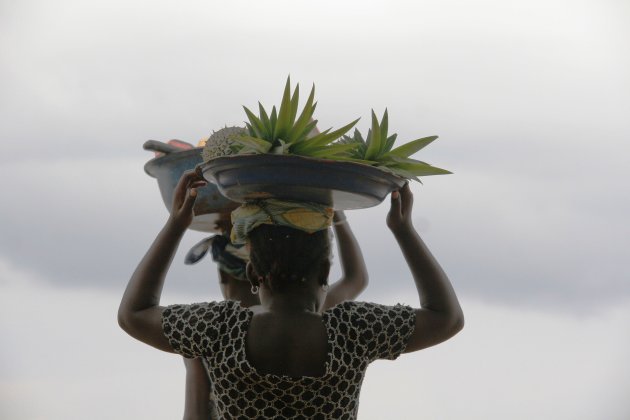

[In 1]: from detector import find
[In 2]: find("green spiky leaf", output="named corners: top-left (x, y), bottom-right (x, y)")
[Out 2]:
top-left (297, 143), bottom-right (360, 159)
top-left (274, 77), bottom-right (293, 140)
top-left (382, 157), bottom-right (452, 176)
top-left (338, 129), bottom-right (367, 159)
top-left (258, 102), bottom-right (271, 136)
top-left (269, 106), bottom-right (277, 136)
top-left (245, 122), bottom-right (256, 137)
top-left (301, 118), bottom-right (360, 149)
top-left (377, 165), bottom-right (422, 182)
top-left (331, 109), bottom-right (450, 181)
top-left (365, 110), bottom-right (383, 160)
top-left (386, 136), bottom-right (439, 158)
top-left (383, 134), bottom-right (397, 153)
top-left (243, 106), bottom-right (266, 139)
top-left (290, 128), bottom-right (332, 154)
top-left (295, 119), bottom-right (319, 143)
top-left (378, 109), bottom-right (389, 155)
top-left (288, 85), bottom-right (317, 143)
top-left (229, 135), bottom-right (274, 153)
top-left (289, 84), bottom-right (299, 125)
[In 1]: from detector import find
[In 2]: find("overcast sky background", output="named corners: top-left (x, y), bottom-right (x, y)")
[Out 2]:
top-left (1, 0), bottom-right (629, 419)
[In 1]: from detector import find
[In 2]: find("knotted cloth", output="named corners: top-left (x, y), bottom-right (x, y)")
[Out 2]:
top-left (211, 234), bottom-right (248, 280)
top-left (184, 234), bottom-right (249, 281)
top-left (230, 199), bottom-right (333, 245)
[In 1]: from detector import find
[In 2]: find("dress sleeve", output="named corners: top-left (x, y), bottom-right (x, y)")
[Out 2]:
top-left (161, 301), bottom-right (229, 358)
top-left (336, 301), bottom-right (416, 362)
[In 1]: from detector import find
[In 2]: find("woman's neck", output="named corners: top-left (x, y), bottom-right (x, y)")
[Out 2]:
top-left (259, 290), bottom-right (320, 314)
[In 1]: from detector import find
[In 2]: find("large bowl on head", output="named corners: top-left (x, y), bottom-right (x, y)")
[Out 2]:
top-left (144, 148), bottom-right (238, 232)
top-left (199, 154), bottom-right (406, 210)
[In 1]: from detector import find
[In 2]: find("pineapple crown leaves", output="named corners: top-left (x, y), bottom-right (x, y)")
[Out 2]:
top-left (232, 76), bottom-right (360, 159)
top-left (339, 110), bottom-right (399, 161)
top-left (338, 108), bottom-right (452, 181)
top-left (206, 78), bottom-right (450, 182)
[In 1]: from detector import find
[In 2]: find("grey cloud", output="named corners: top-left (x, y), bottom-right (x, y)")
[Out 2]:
top-left (350, 172), bottom-right (630, 312)
top-left (0, 158), bottom-right (220, 295)
top-left (2, 154), bottom-right (627, 314)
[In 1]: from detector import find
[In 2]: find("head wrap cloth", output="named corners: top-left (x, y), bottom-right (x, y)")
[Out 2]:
top-left (184, 233), bottom-right (249, 280)
top-left (230, 199), bottom-right (334, 245)
top-left (211, 235), bottom-right (248, 280)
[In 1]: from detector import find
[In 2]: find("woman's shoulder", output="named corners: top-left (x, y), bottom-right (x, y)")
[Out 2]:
top-left (163, 300), bottom-right (245, 322)
top-left (324, 301), bottom-right (416, 362)
top-left (325, 300), bottom-right (412, 315)
top-left (324, 301), bottom-right (415, 333)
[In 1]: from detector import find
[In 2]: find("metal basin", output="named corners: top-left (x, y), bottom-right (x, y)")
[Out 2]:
top-left (144, 148), bottom-right (238, 232)
top-left (200, 154), bottom-right (406, 210)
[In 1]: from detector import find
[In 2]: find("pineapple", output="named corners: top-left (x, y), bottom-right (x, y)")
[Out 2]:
top-left (201, 78), bottom-right (451, 183)
top-left (231, 77), bottom-right (361, 159)
top-left (338, 109), bottom-right (451, 181)
top-left (201, 126), bottom-right (249, 161)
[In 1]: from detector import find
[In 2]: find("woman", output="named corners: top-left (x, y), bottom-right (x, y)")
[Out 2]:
top-left (182, 210), bottom-right (369, 419)
top-left (118, 171), bottom-right (464, 419)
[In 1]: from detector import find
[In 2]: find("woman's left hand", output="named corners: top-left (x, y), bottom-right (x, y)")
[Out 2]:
top-left (169, 169), bottom-right (207, 229)
top-left (333, 210), bottom-right (346, 224)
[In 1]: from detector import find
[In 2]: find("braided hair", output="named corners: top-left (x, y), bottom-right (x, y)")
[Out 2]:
top-left (248, 224), bottom-right (331, 292)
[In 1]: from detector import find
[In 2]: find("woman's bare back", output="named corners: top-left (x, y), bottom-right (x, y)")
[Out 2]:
top-left (246, 310), bottom-right (328, 377)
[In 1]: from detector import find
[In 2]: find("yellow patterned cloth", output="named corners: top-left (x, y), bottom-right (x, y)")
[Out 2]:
top-left (230, 199), bottom-right (333, 244)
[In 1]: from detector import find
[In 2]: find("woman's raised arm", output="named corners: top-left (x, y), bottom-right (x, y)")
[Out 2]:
top-left (117, 170), bottom-right (206, 352)
top-left (387, 184), bottom-right (464, 352)
top-left (321, 211), bottom-right (369, 310)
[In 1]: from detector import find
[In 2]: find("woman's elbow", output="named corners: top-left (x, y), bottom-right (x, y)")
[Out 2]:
top-left (358, 273), bottom-right (369, 292)
top-left (117, 305), bottom-right (135, 334)
top-left (350, 273), bottom-right (369, 298)
top-left (450, 311), bottom-right (465, 335)
top-left (117, 309), bottom-right (129, 332)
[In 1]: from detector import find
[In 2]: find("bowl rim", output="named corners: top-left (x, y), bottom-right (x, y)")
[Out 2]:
top-left (198, 153), bottom-right (407, 209)
top-left (198, 153), bottom-right (406, 184)
top-left (144, 147), bottom-right (203, 178)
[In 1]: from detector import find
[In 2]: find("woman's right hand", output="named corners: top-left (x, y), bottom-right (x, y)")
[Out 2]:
top-left (169, 170), bottom-right (207, 230)
top-left (386, 183), bottom-right (414, 233)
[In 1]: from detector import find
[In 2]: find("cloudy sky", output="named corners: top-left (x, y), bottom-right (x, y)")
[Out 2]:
top-left (1, 0), bottom-right (629, 418)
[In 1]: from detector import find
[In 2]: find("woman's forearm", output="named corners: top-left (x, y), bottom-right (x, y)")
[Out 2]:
top-left (333, 214), bottom-right (369, 286)
top-left (322, 213), bottom-right (369, 309)
top-left (183, 358), bottom-right (211, 420)
top-left (118, 218), bottom-right (186, 319)
top-left (393, 226), bottom-right (462, 319)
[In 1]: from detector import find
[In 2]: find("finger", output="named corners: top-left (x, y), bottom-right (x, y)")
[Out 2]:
top-left (390, 189), bottom-right (402, 217)
top-left (191, 180), bottom-right (207, 189)
top-left (173, 171), bottom-right (203, 205)
top-left (400, 183), bottom-right (413, 215)
top-left (400, 182), bottom-right (412, 197)
top-left (177, 169), bottom-right (197, 186)
top-left (182, 169), bottom-right (203, 186)
top-left (182, 188), bottom-right (198, 213)
top-left (173, 171), bottom-right (195, 201)
top-left (194, 164), bottom-right (204, 178)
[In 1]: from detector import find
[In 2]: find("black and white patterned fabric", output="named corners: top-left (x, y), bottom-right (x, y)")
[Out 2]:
top-left (163, 300), bottom-right (415, 419)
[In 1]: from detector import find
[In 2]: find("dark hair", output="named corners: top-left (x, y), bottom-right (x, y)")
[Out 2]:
top-left (248, 224), bottom-right (331, 292)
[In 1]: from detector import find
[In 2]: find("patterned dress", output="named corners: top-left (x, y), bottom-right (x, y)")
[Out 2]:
top-left (163, 300), bottom-right (415, 419)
